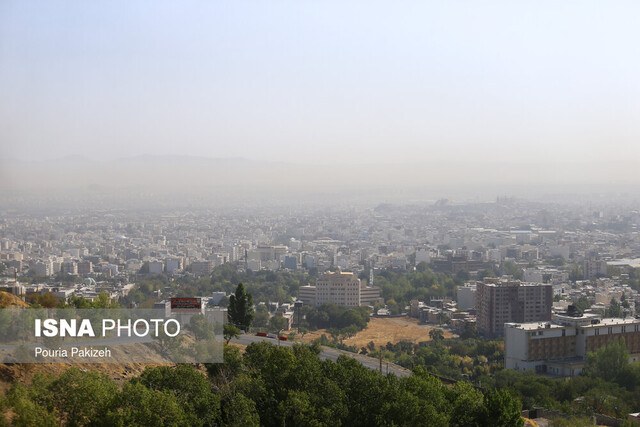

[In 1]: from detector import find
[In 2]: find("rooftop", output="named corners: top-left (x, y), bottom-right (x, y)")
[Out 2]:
top-left (506, 316), bottom-right (640, 331)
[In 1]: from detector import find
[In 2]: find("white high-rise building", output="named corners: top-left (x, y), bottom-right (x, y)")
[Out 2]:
top-left (315, 270), bottom-right (362, 308)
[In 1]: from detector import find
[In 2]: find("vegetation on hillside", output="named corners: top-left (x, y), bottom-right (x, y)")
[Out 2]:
top-left (1, 342), bottom-right (524, 426)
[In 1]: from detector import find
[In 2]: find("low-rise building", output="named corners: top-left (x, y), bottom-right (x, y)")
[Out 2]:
top-left (505, 310), bottom-right (640, 377)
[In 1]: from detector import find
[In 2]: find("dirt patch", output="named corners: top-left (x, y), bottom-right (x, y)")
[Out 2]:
top-left (0, 292), bottom-right (28, 308)
top-left (297, 317), bottom-right (456, 349)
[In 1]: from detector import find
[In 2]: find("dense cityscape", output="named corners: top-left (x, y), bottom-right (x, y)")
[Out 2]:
top-left (1, 195), bottom-right (640, 424)
top-left (3, 0), bottom-right (640, 425)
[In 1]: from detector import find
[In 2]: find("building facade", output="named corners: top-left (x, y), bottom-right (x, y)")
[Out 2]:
top-left (191, 260), bottom-right (214, 276)
top-left (298, 270), bottom-right (382, 308)
top-left (298, 285), bottom-right (317, 306)
top-left (316, 271), bottom-right (361, 307)
top-left (505, 312), bottom-right (640, 377)
top-left (476, 278), bottom-right (552, 336)
top-left (584, 259), bottom-right (608, 279)
top-left (457, 283), bottom-right (476, 310)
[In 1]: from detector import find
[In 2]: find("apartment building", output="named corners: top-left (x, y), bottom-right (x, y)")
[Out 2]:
top-left (584, 259), bottom-right (608, 279)
top-left (191, 260), bottom-right (214, 276)
top-left (77, 261), bottom-right (93, 275)
top-left (476, 277), bottom-right (552, 336)
top-left (298, 270), bottom-right (381, 308)
top-left (316, 270), bottom-right (361, 307)
top-left (61, 261), bottom-right (78, 275)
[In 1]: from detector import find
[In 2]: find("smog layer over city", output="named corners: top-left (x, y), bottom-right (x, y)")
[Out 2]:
top-left (1, 1), bottom-right (640, 426)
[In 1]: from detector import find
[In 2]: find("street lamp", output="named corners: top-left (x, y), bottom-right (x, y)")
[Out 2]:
top-left (278, 329), bottom-right (284, 346)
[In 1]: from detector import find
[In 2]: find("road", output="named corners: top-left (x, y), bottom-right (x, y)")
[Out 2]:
top-left (233, 334), bottom-right (411, 377)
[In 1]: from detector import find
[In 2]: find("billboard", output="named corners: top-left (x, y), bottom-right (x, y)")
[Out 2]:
top-left (170, 297), bottom-right (201, 312)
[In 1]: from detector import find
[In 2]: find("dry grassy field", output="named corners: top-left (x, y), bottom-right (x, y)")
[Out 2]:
top-left (298, 316), bottom-right (456, 348)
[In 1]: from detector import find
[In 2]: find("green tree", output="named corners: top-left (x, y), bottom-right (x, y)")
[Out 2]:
top-left (460, 323), bottom-right (478, 340)
top-left (268, 315), bottom-right (289, 333)
top-left (93, 291), bottom-right (118, 308)
top-left (223, 393), bottom-right (260, 426)
top-left (606, 299), bottom-right (623, 318)
top-left (6, 382), bottom-right (57, 427)
top-left (135, 364), bottom-right (222, 425)
top-left (228, 283), bottom-right (255, 331)
top-left (207, 343), bottom-right (243, 380)
top-left (154, 328), bottom-right (185, 359)
top-left (106, 382), bottom-right (187, 426)
top-left (573, 296), bottom-right (592, 313)
top-left (189, 314), bottom-right (215, 340)
top-left (224, 324), bottom-right (241, 344)
top-left (448, 381), bottom-right (484, 427)
top-left (253, 304), bottom-right (270, 328)
top-left (429, 328), bottom-right (444, 342)
top-left (584, 338), bottom-right (630, 384)
top-left (27, 292), bottom-right (60, 308)
top-left (503, 261), bottom-right (523, 280)
top-left (49, 368), bottom-right (119, 426)
top-left (482, 389), bottom-right (523, 427)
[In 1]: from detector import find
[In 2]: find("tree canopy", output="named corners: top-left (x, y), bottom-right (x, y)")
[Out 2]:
top-left (2, 342), bottom-right (527, 426)
top-left (228, 283), bottom-right (254, 331)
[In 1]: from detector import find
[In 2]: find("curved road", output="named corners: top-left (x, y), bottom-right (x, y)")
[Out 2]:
top-left (233, 334), bottom-right (412, 377)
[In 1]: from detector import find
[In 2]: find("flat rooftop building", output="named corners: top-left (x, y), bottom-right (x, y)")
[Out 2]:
top-left (298, 270), bottom-right (381, 308)
top-left (505, 311), bottom-right (640, 377)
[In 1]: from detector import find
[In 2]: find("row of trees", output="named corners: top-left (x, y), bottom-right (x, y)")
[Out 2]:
top-left (2, 342), bottom-right (524, 426)
top-left (302, 303), bottom-right (370, 333)
top-left (372, 264), bottom-right (462, 310)
top-left (366, 335), bottom-right (504, 381)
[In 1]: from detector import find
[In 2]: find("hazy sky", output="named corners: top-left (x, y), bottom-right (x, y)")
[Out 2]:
top-left (1, 1), bottom-right (639, 165)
